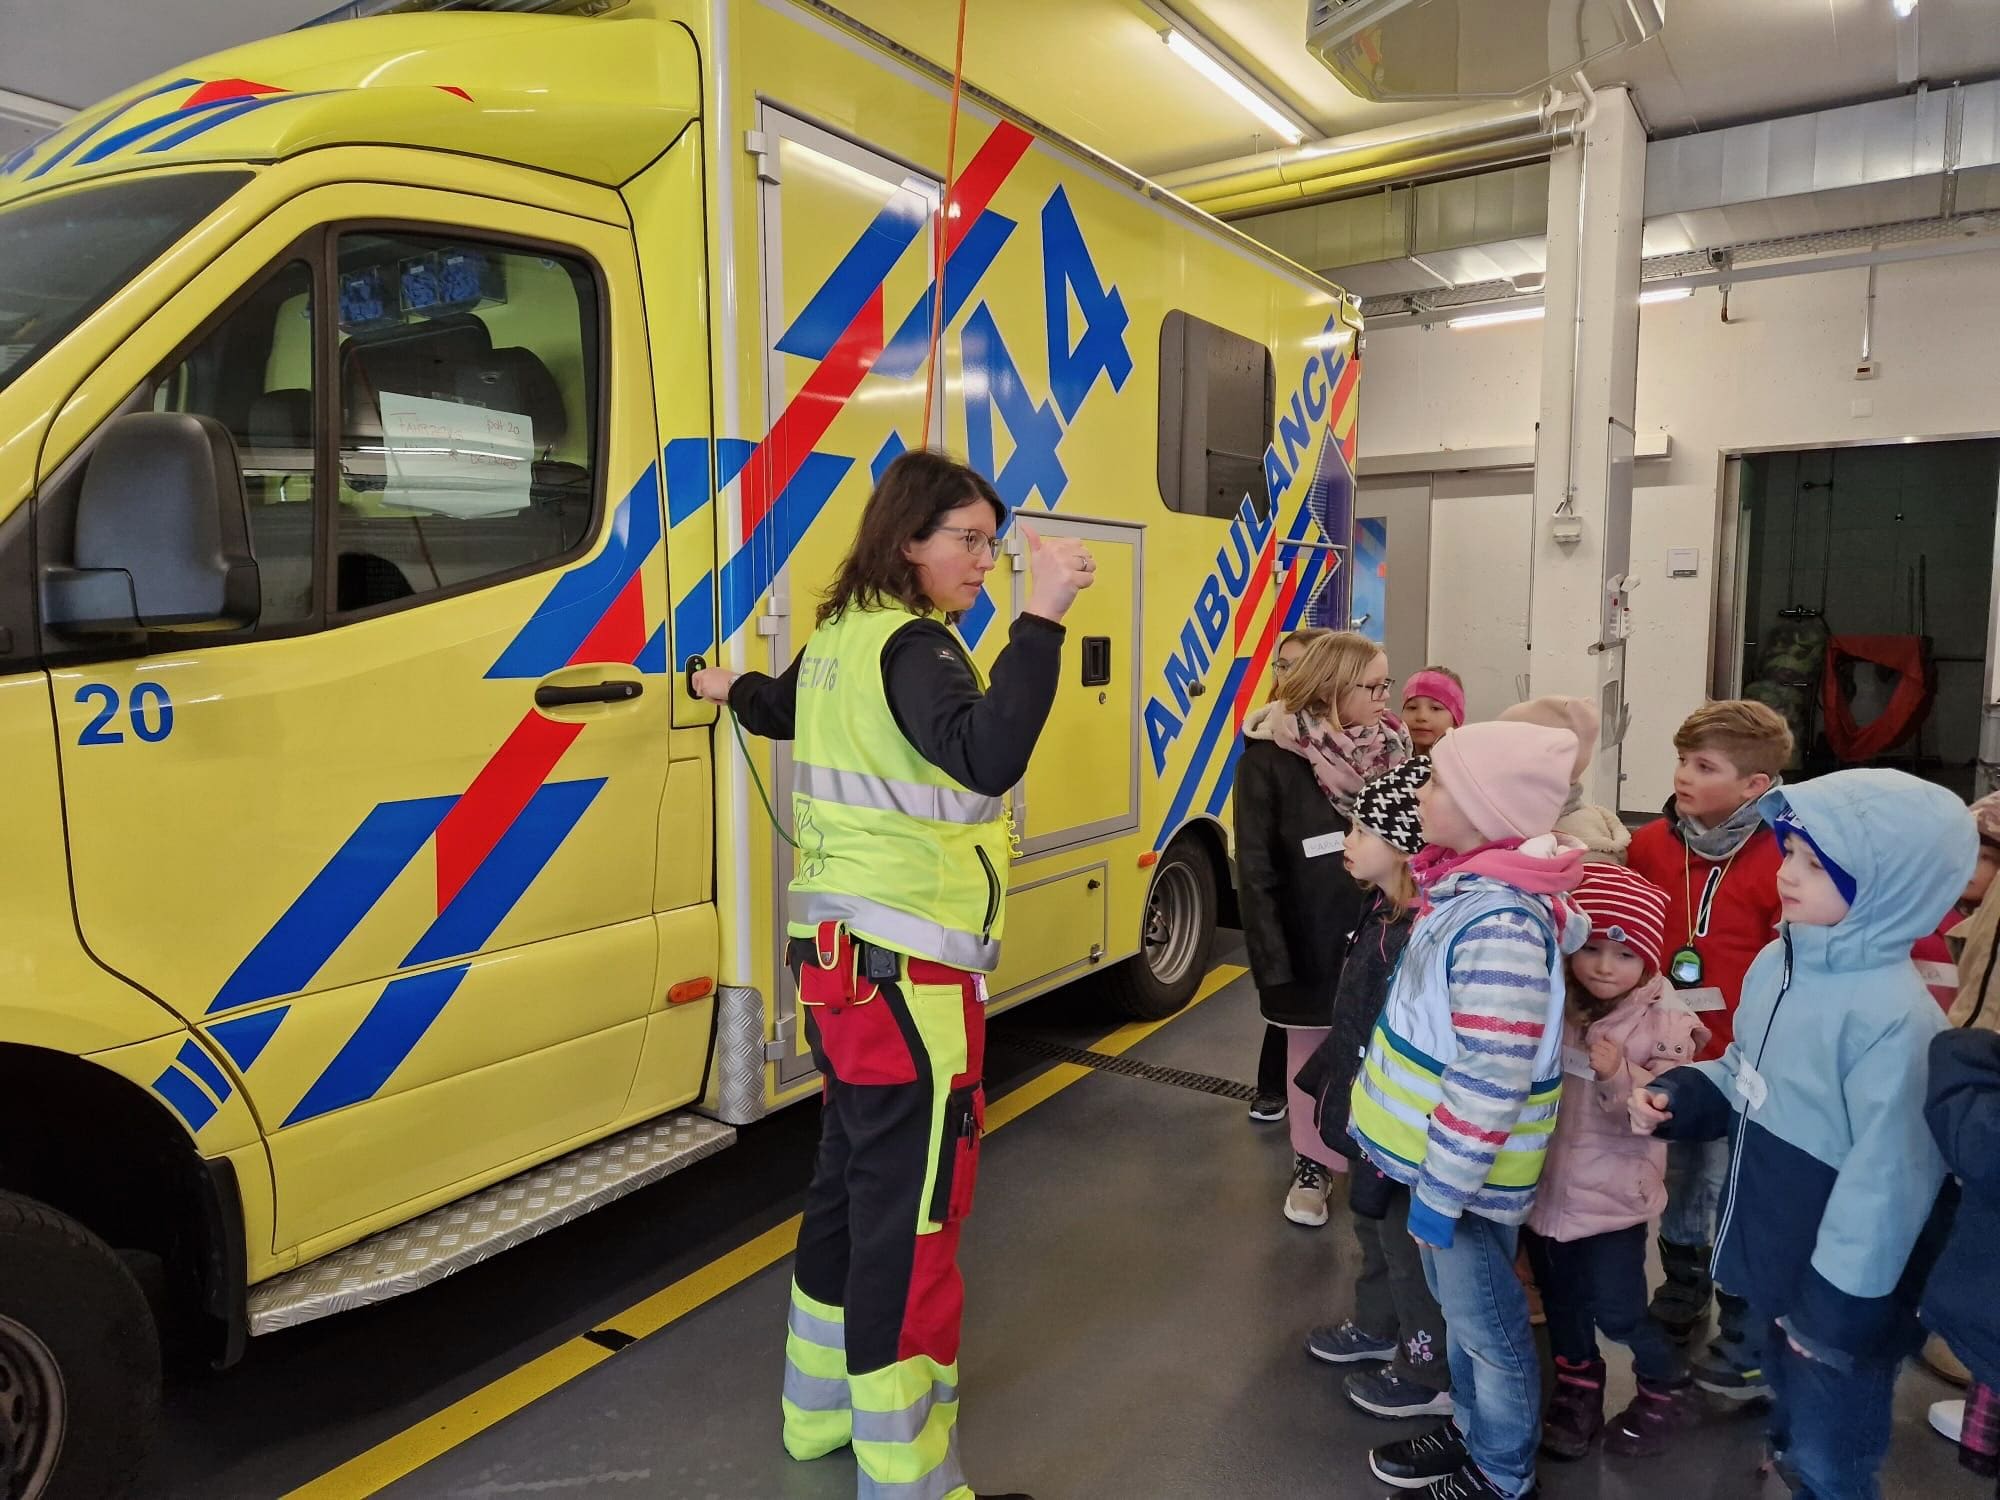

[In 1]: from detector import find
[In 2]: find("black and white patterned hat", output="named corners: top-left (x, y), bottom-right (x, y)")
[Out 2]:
top-left (1352, 756), bottom-right (1431, 856)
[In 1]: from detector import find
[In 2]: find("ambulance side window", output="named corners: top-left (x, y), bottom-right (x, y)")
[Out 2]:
top-left (333, 231), bottom-right (600, 614)
top-left (148, 258), bottom-right (318, 627)
top-left (1156, 309), bottom-right (1275, 523)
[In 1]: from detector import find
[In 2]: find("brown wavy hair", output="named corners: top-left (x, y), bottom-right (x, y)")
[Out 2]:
top-left (816, 450), bottom-right (1006, 626)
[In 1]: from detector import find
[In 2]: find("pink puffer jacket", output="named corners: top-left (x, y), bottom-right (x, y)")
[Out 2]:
top-left (1527, 976), bottom-right (1711, 1243)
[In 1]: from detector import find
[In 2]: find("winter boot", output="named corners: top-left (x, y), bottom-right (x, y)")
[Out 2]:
top-left (1603, 1376), bottom-right (1696, 1458)
top-left (1648, 1237), bottom-right (1711, 1343)
top-left (1539, 1357), bottom-right (1606, 1460)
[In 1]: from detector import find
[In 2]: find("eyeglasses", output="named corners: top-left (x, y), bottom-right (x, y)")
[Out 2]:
top-left (1361, 677), bottom-right (1395, 699)
top-left (939, 527), bottom-right (1002, 560)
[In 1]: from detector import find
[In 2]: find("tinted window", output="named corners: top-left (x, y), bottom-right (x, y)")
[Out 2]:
top-left (0, 172), bottom-right (248, 395)
top-left (1157, 309), bottom-right (1275, 521)
top-left (333, 231), bottom-right (598, 613)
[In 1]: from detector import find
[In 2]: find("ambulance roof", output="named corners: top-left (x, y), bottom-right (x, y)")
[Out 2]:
top-left (0, 7), bottom-right (696, 207)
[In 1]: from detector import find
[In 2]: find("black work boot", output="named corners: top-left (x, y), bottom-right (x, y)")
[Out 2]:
top-left (1648, 1237), bottom-right (1712, 1343)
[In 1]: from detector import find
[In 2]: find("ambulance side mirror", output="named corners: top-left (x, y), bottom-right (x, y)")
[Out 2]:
top-left (44, 412), bottom-right (261, 636)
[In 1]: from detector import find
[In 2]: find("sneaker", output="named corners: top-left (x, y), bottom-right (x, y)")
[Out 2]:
top-left (1539, 1357), bottom-right (1605, 1460)
top-left (1347, 1367), bottom-right (1455, 1419)
top-left (1390, 1464), bottom-right (1534, 1500)
top-left (1603, 1377), bottom-right (1695, 1458)
top-left (1691, 1339), bottom-right (1771, 1402)
top-left (1285, 1155), bottom-right (1334, 1227)
top-left (1370, 1424), bottom-right (1469, 1489)
top-left (1306, 1320), bottom-right (1397, 1364)
top-left (1931, 1399), bottom-right (1966, 1443)
top-left (1248, 1092), bottom-right (1288, 1122)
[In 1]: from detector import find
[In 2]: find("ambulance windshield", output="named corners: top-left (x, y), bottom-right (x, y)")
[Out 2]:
top-left (0, 170), bottom-right (248, 396)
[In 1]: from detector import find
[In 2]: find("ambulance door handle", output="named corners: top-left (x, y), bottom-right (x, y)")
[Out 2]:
top-left (535, 680), bottom-right (643, 708)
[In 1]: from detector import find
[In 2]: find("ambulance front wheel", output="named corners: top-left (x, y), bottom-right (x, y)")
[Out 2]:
top-left (0, 1190), bottom-right (160, 1500)
top-left (1102, 839), bottom-right (1217, 1020)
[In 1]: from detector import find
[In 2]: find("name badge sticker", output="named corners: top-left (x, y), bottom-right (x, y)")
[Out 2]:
top-left (1670, 987), bottom-right (1727, 1013)
top-left (1562, 1045), bottom-right (1595, 1080)
top-left (1735, 1058), bottom-right (1769, 1112)
top-left (1302, 831), bottom-right (1346, 858)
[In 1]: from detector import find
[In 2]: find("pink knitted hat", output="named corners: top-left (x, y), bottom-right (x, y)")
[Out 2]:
top-left (1573, 863), bottom-right (1670, 970)
top-left (1499, 695), bottom-right (1600, 782)
top-left (1428, 721), bottom-right (1578, 843)
top-left (1403, 670), bottom-right (1466, 728)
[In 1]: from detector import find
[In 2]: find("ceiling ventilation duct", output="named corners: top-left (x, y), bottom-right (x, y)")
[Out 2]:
top-left (1308, 0), bottom-right (1664, 103)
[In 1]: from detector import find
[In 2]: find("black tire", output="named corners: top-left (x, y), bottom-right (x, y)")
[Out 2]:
top-left (1100, 837), bottom-right (1219, 1020)
top-left (0, 1191), bottom-right (160, 1500)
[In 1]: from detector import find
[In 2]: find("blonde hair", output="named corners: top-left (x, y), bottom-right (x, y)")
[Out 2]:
top-left (1376, 861), bottom-right (1420, 917)
top-left (1266, 627), bottom-right (1330, 706)
top-left (1278, 630), bottom-right (1385, 724)
top-left (1674, 700), bottom-right (1794, 780)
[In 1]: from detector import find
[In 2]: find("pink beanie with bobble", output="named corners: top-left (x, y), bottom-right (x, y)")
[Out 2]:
top-left (1498, 695), bottom-right (1600, 784)
top-left (1428, 721), bottom-right (1578, 843)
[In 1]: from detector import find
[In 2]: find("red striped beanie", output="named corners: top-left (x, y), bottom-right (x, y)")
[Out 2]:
top-left (1573, 863), bottom-right (1670, 971)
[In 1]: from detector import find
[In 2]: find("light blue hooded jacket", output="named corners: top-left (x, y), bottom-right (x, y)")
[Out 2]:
top-left (1652, 768), bottom-right (1976, 1364)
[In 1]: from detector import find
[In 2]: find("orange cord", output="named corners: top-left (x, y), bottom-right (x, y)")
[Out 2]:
top-left (921, 0), bottom-right (971, 446)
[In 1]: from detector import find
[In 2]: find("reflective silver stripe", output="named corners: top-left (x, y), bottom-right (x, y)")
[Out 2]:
top-left (783, 1364), bottom-right (851, 1412)
top-left (856, 1428), bottom-right (967, 1500)
top-left (787, 1302), bottom-right (846, 1349)
top-left (850, 1380), bottom-right (959, 1446)
top-left (795, 762), bottom-right (1002, 825)
top-left (792, 891), bottom-right (1000, 974)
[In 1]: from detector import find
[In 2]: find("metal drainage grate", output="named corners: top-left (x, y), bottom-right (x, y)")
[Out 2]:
top-left (994, 1034), bottom-right (1258, 1103)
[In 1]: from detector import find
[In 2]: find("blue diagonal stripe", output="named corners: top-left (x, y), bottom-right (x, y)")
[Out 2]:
top-left (875, 212), bottom-right (1018, 380)
top-left (210, 795), bottom-right (457, 1013)
top-left (141, 92), bottom-right (323, 156)
top-left (673, 571), bottom-right (715, 662)
top-left (403, 779), bottom-right (606, 966)
top-left (153, 1064), bottom-right (220, 1133)
top-left (777, 181), bottom-right (930, 361)
top-left (487, 466), bottom-right (662, 679)
top-left (26, 76), bottom-right (198, 179)
top-left (208, 1008), bottom-right (288, 1072)
top-left (1154, 655), bottom-right (1251, 849)
top-left (718, 452), bottom-right (854, 645)
top-left (175, 1040), bottom-right (232, 1103)
top-left (636, 623), bottom-right (667, 674)
top-left (76, 94), bottom-right (252, 165)
top-left (283, 965), bottom-right (471, 1126)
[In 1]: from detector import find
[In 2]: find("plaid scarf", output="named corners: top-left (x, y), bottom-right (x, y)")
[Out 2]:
top-left (1271, 709), bottom-right (1412, 816)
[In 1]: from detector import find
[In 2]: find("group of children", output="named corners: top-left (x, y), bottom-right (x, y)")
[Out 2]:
top-left (1233, 630), bottom-right (2000, 1500)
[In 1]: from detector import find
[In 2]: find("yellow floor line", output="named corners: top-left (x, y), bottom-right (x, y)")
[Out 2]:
top-left (286, 962), bottom-right (1246, 1498)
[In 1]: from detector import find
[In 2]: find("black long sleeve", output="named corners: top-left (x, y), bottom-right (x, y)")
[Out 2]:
top-left (881, 615), bottom-right (1064, 797)
top-left (727, 649), bottom-right (802, 740)
top-left (725, 614), bottom-right (1065, 795)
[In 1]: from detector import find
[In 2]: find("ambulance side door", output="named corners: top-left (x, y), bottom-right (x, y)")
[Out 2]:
top-left (37, 185), bottom-right (673, 1253)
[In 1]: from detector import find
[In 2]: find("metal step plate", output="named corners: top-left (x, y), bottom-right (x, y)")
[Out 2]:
top-left (248, 1113), bottom-right (736, 1335)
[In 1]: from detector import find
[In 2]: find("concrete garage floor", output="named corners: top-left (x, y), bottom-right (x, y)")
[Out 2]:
top-left (146, 942), bottom-right (1974, 1499)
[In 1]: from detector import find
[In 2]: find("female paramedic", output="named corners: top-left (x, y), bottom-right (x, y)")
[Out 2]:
top-left (691, 448), bottom-right (1093, 1500)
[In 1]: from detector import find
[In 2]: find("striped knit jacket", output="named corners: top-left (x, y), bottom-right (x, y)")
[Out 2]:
top-left (1349, 866), bottom-right (1590, 1247)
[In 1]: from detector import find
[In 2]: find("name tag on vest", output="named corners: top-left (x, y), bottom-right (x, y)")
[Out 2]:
top-left (1302, 831), bottom-right (1345, 858)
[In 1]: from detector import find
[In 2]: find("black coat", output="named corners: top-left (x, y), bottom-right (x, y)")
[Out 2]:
top-left (1296, 892), bottom-right (1414, 1160)
top-left (1923, 1028), bottom-right (2000, 1387)
top-left (1231, 737), bottom-right (1366, 1027)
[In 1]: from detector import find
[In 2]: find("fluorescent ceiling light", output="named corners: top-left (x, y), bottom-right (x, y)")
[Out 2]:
top-left (1640, 286), bottom-right (1693, 304)
top-left (1893, 0), bottom-right (1918, 17)
top-left (1448, 305), bottom-right (1546, 330)
top-left (1162, 29), bottom-right (1306, 145)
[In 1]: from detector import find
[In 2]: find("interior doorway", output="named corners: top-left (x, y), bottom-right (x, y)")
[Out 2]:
top-left (1727, 438), bottom-right (2000, 799)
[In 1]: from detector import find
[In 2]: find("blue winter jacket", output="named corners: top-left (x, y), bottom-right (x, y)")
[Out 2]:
top-left (1652, 770), bottom-right (1975, 1366)
top-left (1922, 1028), bottom-right (2000, 1388)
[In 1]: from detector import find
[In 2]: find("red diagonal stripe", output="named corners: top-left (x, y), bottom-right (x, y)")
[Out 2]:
top-left (1332, 357), bottom-right (1361, 466)
top-left (1233, 528), bottom-right (1278, 650)
top-left (569, 570), bottom-right (647, 666)
top-left (185, 78), bottom-right (286, 109)
top-left (435, 713), bottom-right (583, 910)
top-left (1233, 565), bottom-right (1302, 734)
top-left (736, 120), bottom-right (1034, 539)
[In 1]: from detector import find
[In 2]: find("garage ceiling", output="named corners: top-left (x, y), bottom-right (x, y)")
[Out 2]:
top-left (2, 0), bottom-right (1999, 180)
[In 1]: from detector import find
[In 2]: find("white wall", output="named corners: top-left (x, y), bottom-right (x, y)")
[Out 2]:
top-left (1357, 249), bottom-right (2000, 810)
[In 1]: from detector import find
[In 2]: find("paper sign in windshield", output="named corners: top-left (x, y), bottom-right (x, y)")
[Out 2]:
top-left (378, 391), bottom-right (534, 518)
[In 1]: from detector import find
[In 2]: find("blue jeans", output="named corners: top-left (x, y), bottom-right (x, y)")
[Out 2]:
top-left (1523, 1225), bottom-right (1686, 1385)
top-left (1765, 1334), bottom-right (1898, 1500)
top-left (1661, 1136), bottom-right (1730, 1247)
top-left (1420, 1215), bottom-right (1539, 1499)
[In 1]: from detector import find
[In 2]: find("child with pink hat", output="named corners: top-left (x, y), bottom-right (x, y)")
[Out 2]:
top-left (1401, 666), bottom-right (1465, 756)
top-left (1351, 721), bottom-right (1590, 1500)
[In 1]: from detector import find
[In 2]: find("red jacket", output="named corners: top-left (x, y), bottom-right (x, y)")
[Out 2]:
top-left (1913, 909), bottom-right (1965, 1010)
top-left (1627, 816), bottom-right (1784, 1059)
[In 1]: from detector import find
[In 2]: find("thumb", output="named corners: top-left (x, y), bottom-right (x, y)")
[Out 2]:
top-left (1018, 522), bottom-right (1042, 551)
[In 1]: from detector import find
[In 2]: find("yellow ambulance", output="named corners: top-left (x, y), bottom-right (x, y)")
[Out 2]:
top-left (0, 0), bottom-right (1360, 1488)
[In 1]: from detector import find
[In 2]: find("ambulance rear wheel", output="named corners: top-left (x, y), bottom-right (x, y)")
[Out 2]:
top-left (0, 1190), bottom-right (159, 1500)
top-left (1103, 840), bottom-right (1216, 1020)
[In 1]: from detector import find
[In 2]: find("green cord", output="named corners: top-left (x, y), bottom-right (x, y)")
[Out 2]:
top-left (730, 710), bottom-right (801, 850)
